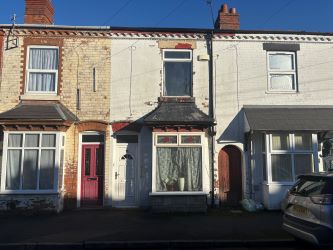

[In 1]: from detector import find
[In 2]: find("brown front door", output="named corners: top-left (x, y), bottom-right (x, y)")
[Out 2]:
top-left (81, 144), bottom-right (104, 206)
top-left (218, 146), bottom-right (242, 206)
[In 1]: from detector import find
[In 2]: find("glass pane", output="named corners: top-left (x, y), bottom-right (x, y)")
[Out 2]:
top-left (29, 48), bottom-right (58, 70)
top-left (271, 154), bottom-right (293, 182)
top-left (271, 134), bottom-right (290, 150)
top-left (6, 149), bottom-right (22, 190)
top-left (96, 147), bottom-right (104, 176)
top-left (82, 134), bottom-right (104, 143)
top-left (269, 54), bottom-right (293, 70)
top-left (116, 135), bottom-right (137, 143)
top-left (157, 135), bottom-right (177, 144)
top-left (164, 51), bottom-right (191, 59)
top-left (295, 134), bottom-right (312, 151)
top-left (8, 134), bottom-right (22, 147)
top-left (25, 134), bottom-right (39, 147)
top-left (290, 177), bottom-right (326, 196)
top-left (181, 135), bottom-right (201, 144)
top-left (164, 62), bottom-right (192, 96)
top-left (294, 154), bottom-right (313, 177)
top-left (22, 149), bottom-right (38, 190)
top-left (262, 134), bottom-right (266, 152)
top-left (156, 147), bottom-right (202, 192)
top-left (42, 134), bottom-right (56, 147)
top-left (28, 73), bottom-right (56, 92)
top-left (85, 148), bottom-right (91, 176)
top-left (39, 149), bottom-right (55, 189)
top-left (270, 74), bottom-right (295, 90)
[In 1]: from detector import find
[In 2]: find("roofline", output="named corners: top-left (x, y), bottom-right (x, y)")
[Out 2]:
top-left (1, 24), bottom-right (333, 36)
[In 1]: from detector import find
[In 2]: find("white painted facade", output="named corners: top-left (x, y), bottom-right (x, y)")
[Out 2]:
top-left (109, 36), bottom-right (211, 207)
top-left (213, 33), bottom-right (333, 209)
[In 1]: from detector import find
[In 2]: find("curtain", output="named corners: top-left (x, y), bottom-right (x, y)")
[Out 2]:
top-left (6, 150), bottom-right (21, 190)
top-left (22, 149), bottom-right (38, 189)
top-left (42, 134), bottom-right (56, 147)
top-left (28, 73), bottom-right (56, 92)
top-left (294, 134), bottom-right (312, 151)
top-left (39, 149), bottom-right (55, 190)
top-left (156, 147), bottom-right (202, 191)
top-left (29, 48), bottom-right (58, 70)
top-left (25, 134), bottom-right (39, 147)
top-left (28, 48), bottom-right (58, 92)
top-left (8, 134), bottom-right (22, 147)
top-left (271, 134), bottom-right (290, 150)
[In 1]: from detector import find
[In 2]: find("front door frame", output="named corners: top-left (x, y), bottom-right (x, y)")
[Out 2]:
top-left (112, 132), bottom-right (140, 208)
top-left (77, 132), bottom-right (105, 208)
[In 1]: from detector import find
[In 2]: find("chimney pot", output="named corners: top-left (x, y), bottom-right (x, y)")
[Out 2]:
top-left (215, 3), bottom-right (240, 30)
top-left (222, 4), bottom-right (228, 13)
top-left (230, 8), bottom-right (237, 14)
top-left (24, 0), bottom-right (54, 24)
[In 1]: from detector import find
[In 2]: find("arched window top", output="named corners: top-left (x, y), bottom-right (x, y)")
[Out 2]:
top-left (121, 154), bottom-right (133, 160)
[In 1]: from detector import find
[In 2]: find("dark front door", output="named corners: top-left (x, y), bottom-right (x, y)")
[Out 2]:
top-left (81, 144), bottom-right (104, 206)
top-left (218, 145), bottom-right (242, 206)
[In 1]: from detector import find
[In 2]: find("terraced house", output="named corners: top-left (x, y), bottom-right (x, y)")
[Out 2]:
top-left (1, 0), bottom-right (333, 212)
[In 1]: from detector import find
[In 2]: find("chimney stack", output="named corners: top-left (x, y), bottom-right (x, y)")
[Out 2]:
top-left (215, 4), bottom-right (240, 30)
top-left (25, 0), bottom-right (54, 24)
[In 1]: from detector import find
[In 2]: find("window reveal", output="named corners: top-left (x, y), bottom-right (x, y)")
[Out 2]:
top-left (26, 47), bottom-right (59, 93)
top-left (267, 133), bottom-right (314, 183)
top-left (163, 50), bottom-right (192, 97)
top-left (4, 133), bottom-right (58, 191)
top-left (267, 52), bottom-right (297, 92)
top-left (155, 133), bottom-right (203, 192)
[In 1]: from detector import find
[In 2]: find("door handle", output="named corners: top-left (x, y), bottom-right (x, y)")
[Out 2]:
top-left (87, 177), bottom-right (97, 181)
top-left (115, 172), bottom-right (120, 180)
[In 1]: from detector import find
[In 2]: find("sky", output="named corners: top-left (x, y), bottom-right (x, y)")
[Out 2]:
top-left (0, 0), bottom-right (333, 32)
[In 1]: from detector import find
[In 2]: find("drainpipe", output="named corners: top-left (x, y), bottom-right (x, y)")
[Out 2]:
top-left (206, 30), bottom-right (215, 208)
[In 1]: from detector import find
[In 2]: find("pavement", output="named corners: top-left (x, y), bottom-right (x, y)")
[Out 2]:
top-left (0, 208), bottom-right (305, 249)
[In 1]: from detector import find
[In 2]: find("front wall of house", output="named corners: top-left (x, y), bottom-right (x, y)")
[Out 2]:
top-left (110, 37), bottom-right (211, 207)
top-left (214, 34), bottom-right (333, 208)
top-left (0, 30), bottom-right (112, 211)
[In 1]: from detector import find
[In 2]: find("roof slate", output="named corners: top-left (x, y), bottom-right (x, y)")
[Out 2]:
top-left (0, 102), bottom-right (78, 122)
top-left (244, 105), bottom-right (333, 131)
top-left (144, 102), bottom-right (214, 126)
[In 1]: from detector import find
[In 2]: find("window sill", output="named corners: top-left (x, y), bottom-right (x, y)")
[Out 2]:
top-left (0, 190), bottom-right (60, 195)
top-left (265, 90), bottom-right (298, 94)
top-left (263, 182), bottom-right (294, 186)
top-left (20, 94), bottom-right (60, 101)
top-left (149, 191), bottom-right (207, 196)
top-left (158, 97), bottom-right (195, 103)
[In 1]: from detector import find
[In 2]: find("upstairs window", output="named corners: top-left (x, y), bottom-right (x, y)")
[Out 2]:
top-left (163, 50), bottom-right (192, 97)
top-left (26, 46), bottom-right (59, 94)
top-left (267, 52), bottom-right (297, 92)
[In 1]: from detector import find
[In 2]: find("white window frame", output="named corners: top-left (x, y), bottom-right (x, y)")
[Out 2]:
top-left (25, 45), bottom-right (59, 95)
top-left (152, 132), bottom-right (206, 194)
top-left (0, 131), bottom-right (63, 194)
top-left (162, 49), bottom-right (193, 97)
top-left (265, 133), bottom-right (318, 185)
top-left (267, 51), bottom-right (297, 93)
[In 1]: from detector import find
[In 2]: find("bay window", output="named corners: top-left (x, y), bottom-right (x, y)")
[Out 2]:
top-left (154, 134), bottom-right (203, 192)
top-left (1, 132), bottom-right (62, 192)
top-left (265, 133), bottom-right (315, 183)
top-left (26, 46), bottom-right (59, 94)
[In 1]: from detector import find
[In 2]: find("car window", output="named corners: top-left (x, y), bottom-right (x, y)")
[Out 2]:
top-left (290, 177), bottom-right (332, 196)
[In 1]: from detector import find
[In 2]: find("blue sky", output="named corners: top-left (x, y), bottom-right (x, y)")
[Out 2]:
top-left (0, 0), bottom-right (332, 32)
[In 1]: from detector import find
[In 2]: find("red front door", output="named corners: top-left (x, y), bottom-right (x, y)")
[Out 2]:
top-left (81, 144), bottom-right (104, 206)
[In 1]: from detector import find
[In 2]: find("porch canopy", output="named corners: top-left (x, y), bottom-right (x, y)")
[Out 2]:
top-left (144, 100), bottom-right (214, 127)
top-left (243, 105), bottom-right (333, 132)
top-left (0, 101), bottom-right (78, 128)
